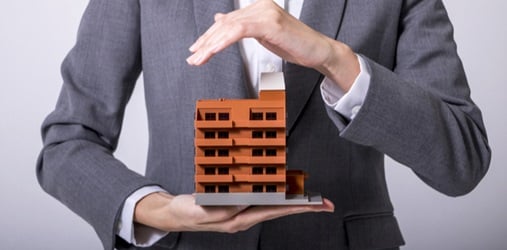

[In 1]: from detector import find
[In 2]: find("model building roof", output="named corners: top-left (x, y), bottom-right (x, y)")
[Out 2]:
top-left (259, 72), bottom-right (285, 91)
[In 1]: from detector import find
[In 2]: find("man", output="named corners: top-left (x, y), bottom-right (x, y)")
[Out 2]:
top-left (37, 0), bottom-right (491, 249)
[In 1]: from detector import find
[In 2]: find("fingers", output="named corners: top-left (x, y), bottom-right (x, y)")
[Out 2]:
top-left (166, 194), bottom-right (334, 233)
top-left (214, 13), bottom-right (225, 21)
top-left (198, 198), bottom-right (335, 233)
top-left (239, 198), bottom-right (335, 223)
top-left (187, 15), bottom-right (246, 65)
top-left (315, 198), bottom-right (336, 212)
top-left (187, 1), bottom-right (285, 65)
top-left (188, 13), bottom-right (224, 53)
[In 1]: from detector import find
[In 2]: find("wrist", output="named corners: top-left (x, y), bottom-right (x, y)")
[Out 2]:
top-left (134, 192), bottom-right (174, 231)
top-left (317, 39), bottom-right (360, 92)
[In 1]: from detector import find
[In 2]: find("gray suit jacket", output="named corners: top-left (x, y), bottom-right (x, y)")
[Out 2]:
top-left (37, 0), bottom-right (491, 249)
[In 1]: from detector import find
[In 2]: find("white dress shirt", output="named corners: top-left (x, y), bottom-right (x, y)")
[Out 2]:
top-left (117, 0), bottom-right (371, 246)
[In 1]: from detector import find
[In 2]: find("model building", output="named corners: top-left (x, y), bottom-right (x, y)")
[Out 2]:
top-left (194, 72), bottom-right (322, 205)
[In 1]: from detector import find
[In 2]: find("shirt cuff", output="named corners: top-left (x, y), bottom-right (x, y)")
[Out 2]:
top-left (320, 54), bottom-right (371, 120)
top-left (117, 186), bottom-right (169, 247)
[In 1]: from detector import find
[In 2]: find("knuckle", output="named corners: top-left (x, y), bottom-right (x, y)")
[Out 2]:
top-left (214, 13), bottom-right (224, 21)
top-left (235, 23), bottom-right (248, 36)
top-left (265, 8), bottom-right (283, 21)
top-left (215, 17), bottom-right (226, 25)
top-left (259, 10), bottom-right (284, 33)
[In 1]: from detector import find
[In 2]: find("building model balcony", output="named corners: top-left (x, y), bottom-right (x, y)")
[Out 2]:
top-left (194, 72), bottom-right (322, 205)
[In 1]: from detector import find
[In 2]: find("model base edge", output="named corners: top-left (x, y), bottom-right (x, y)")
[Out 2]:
top-left (195, 192), bottom-right (322, 206)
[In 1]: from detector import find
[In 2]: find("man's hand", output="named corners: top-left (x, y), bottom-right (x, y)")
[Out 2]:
top-left (186, 0), bottom-right (360, 92)
top-left (134, 192), bottom-right (334, 233)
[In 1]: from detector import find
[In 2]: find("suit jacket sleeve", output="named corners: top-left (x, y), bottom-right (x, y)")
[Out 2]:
top-left (36, 1), bottom-right (159, 249)
top-left (326, 0), bottom-right (491, 196)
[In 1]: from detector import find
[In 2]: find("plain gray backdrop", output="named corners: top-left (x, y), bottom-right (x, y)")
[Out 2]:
top-left (1, 1), bottom-right (505, 249)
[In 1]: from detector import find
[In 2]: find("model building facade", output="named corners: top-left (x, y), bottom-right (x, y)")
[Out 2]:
top-left (194, 73), bottom-right (322, 205)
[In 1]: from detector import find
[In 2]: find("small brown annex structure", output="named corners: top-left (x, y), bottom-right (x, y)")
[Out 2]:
top-left (194, 72), bottom-right (322, 205)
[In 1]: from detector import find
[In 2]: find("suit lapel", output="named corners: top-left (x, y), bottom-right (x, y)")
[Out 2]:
top-left (286, 0), bottom-right (347, 134)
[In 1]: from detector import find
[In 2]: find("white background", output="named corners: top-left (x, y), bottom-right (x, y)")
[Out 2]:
top-left (0, 1), bottom-right (505, 249)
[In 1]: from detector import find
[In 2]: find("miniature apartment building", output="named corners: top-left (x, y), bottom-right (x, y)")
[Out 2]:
top-left (194, 72), bottom-right (322, 205)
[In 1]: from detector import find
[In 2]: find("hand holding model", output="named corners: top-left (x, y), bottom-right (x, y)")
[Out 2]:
top-left (134, 192), bottom-right (334, 233)
top-left (186, 0), bottom-right (360, 92)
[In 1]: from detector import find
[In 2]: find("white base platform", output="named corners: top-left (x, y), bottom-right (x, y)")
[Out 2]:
top-left (195, 192), bottom-right (322, 206)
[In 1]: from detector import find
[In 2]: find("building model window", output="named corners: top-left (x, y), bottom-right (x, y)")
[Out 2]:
top-left (265, 149), bottom-right (277, 156)
top-left (252, 149), bottom-right (263, 157)
top-left (204, 131), bottom-right (215, 139)
top-left (252, 131), bottom-right (263, 138)
top-left (250, 112), bottom-right (263, 120)
top-left (205, 185), bottom-right (216, 193)
top-left (205, 112), bottom-right (216, 120)
top-left (194, 81), bottom-right (305, 203)
top-left (218, 167), bottom-right (229, 175)
top-left (205, 167), bottom-right (216, 175)
top-left (252, 185), bottom-right (263, 193)
top-left (218, 149), bottom-right (229, 157)
top-left (266, 185), bottom-right (277, 192)
top-left (266, 112), bottom-right (277, 120)
top-left (218, 185), bottom-right (229, 193)
top-left (266, 167), bottom-right (277, 175)
top-left (218, 112), bottom-right (230, 120)
top-left (252, 167), bottom-right (263, 175)
top-left (265, 131), bottom-right (277, 138)
top-left (217, 131), bottom-right (229, 139)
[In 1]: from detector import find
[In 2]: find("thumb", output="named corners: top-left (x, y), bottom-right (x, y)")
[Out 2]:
top-left (214, 13), bottom-right (226, 21)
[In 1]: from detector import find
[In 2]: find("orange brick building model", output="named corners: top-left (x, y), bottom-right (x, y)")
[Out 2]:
top-left (194, 73), bottom-right (322, 205)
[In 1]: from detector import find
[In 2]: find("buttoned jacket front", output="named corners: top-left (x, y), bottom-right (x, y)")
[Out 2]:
top-left (37, 0), bottom-right (491, 249)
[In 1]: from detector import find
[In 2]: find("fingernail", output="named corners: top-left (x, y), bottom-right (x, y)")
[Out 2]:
top-left (193, 54), bottom-right (204, 65)
top-left (189, 43), bottom-right (198, 52)
top-left (186, 55), bottom-right (195, 65)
